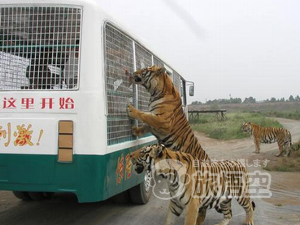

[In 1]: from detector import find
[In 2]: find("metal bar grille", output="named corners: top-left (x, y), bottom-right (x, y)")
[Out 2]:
top-left (105, 24), bottom-right (135, 145)
top-left (105, 23), bottom-right (185, 145)
top-left (173, 71), bottom-right (181, 95)
top-left (135, 43), bottom-right (152, 129)
top-left (0, 6), bottom-right (82, 90)
top-left (153, 56), bottom-right (164, 67)
top-left (135, 43), bottom-right (152, 112)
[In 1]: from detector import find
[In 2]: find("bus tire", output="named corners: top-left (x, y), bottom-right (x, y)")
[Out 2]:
top-left (43, 192), bottom-right (54, 200)
top-left (28, 192), bottom-right (45, 201)
top-left (129, 171), bottom-right (152, 205)
top-left (12, 191), bottom-right (32, 201)
top-left (112, 191), bottom-right (131, 204)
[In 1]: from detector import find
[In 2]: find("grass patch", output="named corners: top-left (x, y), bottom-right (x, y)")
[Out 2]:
top-left (264, 140), bottom-right (300, 172)
top-left (262, 110), bottom-right (300, 120)
top-left (191, 112), bottom-right (282, 140)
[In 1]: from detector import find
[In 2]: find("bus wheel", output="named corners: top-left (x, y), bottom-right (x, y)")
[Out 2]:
top-left (43, 192), bottom-right (54, 200)
top-left (129, 170), bottom-right (152, 205)
top-left (12, 191), bottom-right (32, 201)
top-left (28, 192), bottom-right (45, 201)
top-left (112, 191), bottom-right (131, 204)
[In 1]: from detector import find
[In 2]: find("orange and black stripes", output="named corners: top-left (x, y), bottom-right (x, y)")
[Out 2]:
top-left (128, 65), bottom-right (210, 162)
top-left (242, 122), bottom-right (292, 156)
top-left (130, 145), bottom-right (255, 225)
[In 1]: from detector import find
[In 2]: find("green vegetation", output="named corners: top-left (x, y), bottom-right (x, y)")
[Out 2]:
top-left (191, 112), bottom-right (282, 140)
top-left (191, 95), bottom-right (300, 105)
top-left (262, 110), bottom-right (300, 120)
top-left (189, 101), bottom-right (300, 121)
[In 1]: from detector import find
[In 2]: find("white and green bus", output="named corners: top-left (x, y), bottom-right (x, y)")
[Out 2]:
top-left (0, 0), bottom-right (192, 203)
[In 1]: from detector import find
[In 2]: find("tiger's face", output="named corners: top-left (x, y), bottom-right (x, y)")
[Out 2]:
top-left (130, 145), bottom-right (154, 174)
top-left (149, 145), bottom-right (187, 178)
top-left (130, 144), bottom-right (182, 176)
top-left (130, 65), bottom-right (172, 96)
top-left (242, 122), bottom-right (251, 132)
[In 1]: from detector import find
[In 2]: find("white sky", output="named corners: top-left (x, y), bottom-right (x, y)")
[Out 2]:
top-left (99, 0), bottom-right (300, 103)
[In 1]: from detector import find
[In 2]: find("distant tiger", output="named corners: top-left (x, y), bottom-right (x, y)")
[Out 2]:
top-left (127, 65), bottom-right (209, 162)
top-left (242, 122), bottom-right (292, 157)
top-left (130, 144), bottom-right (255, 225)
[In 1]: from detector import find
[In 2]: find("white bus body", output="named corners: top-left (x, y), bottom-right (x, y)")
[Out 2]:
top-left (0, 0), bottom-right (189, 203)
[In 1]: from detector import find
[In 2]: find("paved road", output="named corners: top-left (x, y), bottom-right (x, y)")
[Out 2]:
top-left (0, 190), bottom-right (264, 225)
top-left (0, 118), bottom-right (299, 225)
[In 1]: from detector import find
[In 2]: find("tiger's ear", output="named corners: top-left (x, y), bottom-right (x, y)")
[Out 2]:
top-left (156, 66), bottom-right (166, 76)
top-left (149, 144), bottom-right (165, 158)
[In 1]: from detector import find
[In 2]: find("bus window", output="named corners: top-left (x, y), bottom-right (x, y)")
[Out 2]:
top-left (173, 71), bottom-right (181, 95)
top-left (153, 56), bottom-right (164, 67)
top-left (181, 79), bottom-right (187, 106)
top-left (0, 7), bottom-right (81, 90)
top-left (135, 43), bottom-right (152, 122)
top-left (105, 24), bottom-right (135, 145)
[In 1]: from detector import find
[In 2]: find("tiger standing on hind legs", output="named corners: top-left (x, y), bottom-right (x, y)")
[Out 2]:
top-left (126, 65), bottom-right (209, 162)
top-left (130, 144), bottom-right (256, 225)
top-left (126, 65), bottom-right (226, 216)
top-left (242, 122), bottom-right (292, 157)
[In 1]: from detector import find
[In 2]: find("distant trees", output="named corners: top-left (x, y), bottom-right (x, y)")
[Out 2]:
top-left (191, 101), bottom-right (203, 105)
top-left (204, 98), bottom-right (242, 105)
top-left (264, 95), bottom-right (300, 103)
top-left (289, 95), bottom-right (295, 102)
top-left (243, 96), bottom-right (256, 104)
top-left (191, 95), bottom-right (300, 105)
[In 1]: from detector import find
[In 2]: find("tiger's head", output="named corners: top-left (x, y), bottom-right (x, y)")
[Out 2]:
top-left (130, 144), bottom-right (155, 174)
top-left (131, 144), bottom-right (189, 200)
top-left (130, 144), bottom-right (186, 176)
top-left (242, 122), bottom-right (252, 133)
top-left (130, 65), bottom-right (178, 98)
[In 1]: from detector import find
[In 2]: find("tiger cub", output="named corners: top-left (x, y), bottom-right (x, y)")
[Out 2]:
top-left (242, 122), bottom-right (292, 157)
top-left (127, 65), bottom-right (209, 162)
top-left (131, 144), bottom-right (255, 225)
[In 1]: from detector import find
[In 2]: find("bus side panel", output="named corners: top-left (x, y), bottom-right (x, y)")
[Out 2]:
top-left (0, 142), bottom-right (155, 203)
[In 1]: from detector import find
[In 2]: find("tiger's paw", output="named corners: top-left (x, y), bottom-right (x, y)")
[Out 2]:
top-left (132, 126), bottom-right (143, 137)
top-left (127, 104), bottom-right (137, 118)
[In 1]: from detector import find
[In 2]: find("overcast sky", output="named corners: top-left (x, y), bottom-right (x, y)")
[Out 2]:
top-left (99, 0), bottom-right (300, 103)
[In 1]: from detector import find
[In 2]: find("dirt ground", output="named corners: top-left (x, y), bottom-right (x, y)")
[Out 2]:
top-left (196, 117), bottom-right (300, 224)
top-left (0, 118), bottom-right (299, 225)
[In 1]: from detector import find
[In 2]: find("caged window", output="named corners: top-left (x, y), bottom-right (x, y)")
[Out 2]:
top-left (0, 6), bottom-right (82, 90)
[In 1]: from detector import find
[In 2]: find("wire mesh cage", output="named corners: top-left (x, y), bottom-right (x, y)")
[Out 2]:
top-left (135, 43), bottom-right (152, 129)
top-left (0, 6), bottom-right (82, 90)
top-left (173, 71), bottom-right (182, 95)
top-left (153, 56), bottom-right (164, 67)
top-left (105, 23), bottom-right (185, 145)
top-left (105, 24), bottom-right (135, 145)
top-left (135, 43), bottom-right (152, 117)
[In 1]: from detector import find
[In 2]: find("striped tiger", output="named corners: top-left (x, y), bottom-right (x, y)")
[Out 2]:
top-left (130, 144), bottom-right (255, 225)
top-left (242, 122), bottom-right (292, 157)
top-left (127, 65), bottom-right (209, 162)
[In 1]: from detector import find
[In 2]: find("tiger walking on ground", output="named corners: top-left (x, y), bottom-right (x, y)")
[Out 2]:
top-left (130, 144), bottom-right (255, 225)
top-left (242, 122), bottom-right (292, 157)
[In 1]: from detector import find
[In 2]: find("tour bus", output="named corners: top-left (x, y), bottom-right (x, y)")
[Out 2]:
top-left (0, 0), bottom-right (193, 203)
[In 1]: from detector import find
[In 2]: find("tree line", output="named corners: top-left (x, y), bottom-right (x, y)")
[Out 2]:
top-left (191, 95), bottom-right (300, 105)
